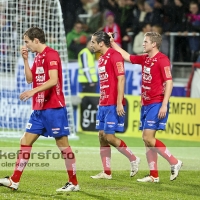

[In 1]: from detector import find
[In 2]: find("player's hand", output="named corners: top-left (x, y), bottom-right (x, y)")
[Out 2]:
top-left (20, 90), bottom-right (35, 101)
top-left (21, 46), bottom-right (28, 60)
top-left (116, 104), bottom-right (125, 116)
top-left (107, 32), bottom-right (114, 43)
top-left (158, 104), bottom-right (167, 119)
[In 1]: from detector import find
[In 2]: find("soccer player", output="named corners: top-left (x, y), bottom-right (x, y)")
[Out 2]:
top-left (90, 31), bottom-right (140, 179)
top-left (0, 27), bottom-right (79, 191)
top-left (108, 31), bottom-right (182, 182)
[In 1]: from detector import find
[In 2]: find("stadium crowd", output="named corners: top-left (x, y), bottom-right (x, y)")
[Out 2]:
top-left (60, 0), bottom-right (200, 62)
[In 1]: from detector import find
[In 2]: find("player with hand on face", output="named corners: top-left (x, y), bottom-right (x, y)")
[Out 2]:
top-left (108, 31), bottom-right (182, 182)
top-left (90, 31), bottom-right (140, 180)
top-left (0, 27), bottom-right (79, 192)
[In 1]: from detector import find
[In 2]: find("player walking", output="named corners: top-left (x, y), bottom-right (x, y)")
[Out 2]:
top-left (90, 31), bottom-right (140, 179)
top-left (108, 31), bottom-right (182, 182)
top-left (0, 27), bottom-right (79, 191)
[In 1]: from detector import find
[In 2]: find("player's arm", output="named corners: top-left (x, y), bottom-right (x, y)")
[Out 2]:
top-left (158, 63), bottom-right (173, 119)
top-left (108, 33), bottom-right (131, 62)
top-left (21, 46), bottom-right (33, 83)
top-left (162, 80), bottom-right (173, 106)
top-left (116, 75), bottom-right (126, 116)
top-left (20, 69), bottom-right (58, 101)
top-left (33, 69), bottom-right (58, 93)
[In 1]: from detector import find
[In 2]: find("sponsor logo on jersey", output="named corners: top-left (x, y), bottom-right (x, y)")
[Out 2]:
top-left (64, 127), bottom-right (69, 130)
top-left (98, 66), bottom-right (105, 73)
top-left (142, 73), bottom-right (152, 81)
top-left (116, 62), bottom-right (124, 73)
top-left (99, 73), bottom-right (108, 81)
top-left (142, 85), bottom-right (151, 90)
top-left (36, 67), bottom-right (44, 74)
top-left (50, 61), bottom-right (58, 66)
top-left (98, 57), bottom-right (104, 65)
top-left (36, 74), bottom-right (45, 82)
top-left (144, 66), bottom-right (151, 74)
top-left (100, 85), bottom-right (109, 89)
top-left (36, 92), bottom-right (44, 103)
top-left (164, 66), bottom-right (172, 78)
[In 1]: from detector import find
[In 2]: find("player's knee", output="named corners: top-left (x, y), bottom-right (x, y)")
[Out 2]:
top-left (98, 131), bottom-right (104, 141)
top-left (20, 133), bottom-right (28, 145)
top-left (142, 136), bottom-right (153, 147)
top-left (105, 134), bottom-right (115, 145)
top-left (19, 136), bottom-right (24, 145)
top-left (55, 136), bottom-right (69, 148)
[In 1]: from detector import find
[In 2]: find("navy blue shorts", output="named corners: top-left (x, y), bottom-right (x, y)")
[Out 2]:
top-left (25, 107), bottom-right (70, 138)
top-left (139, 102), bottom-right (169, 131)
top-left (96, 105), bottom-right (125, 134)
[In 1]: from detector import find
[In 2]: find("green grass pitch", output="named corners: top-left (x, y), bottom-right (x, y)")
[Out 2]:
top-left (0, 133), bottom-right (200, 200)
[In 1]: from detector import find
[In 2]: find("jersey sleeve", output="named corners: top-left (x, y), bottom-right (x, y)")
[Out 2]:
top-left (111, 52), bottom-right (125, 76)
top-left (159, 56), bottom-right (172, 81)
top-left (46, 51), bottom-right (60, 70)
top-left (130, 54), bottom-right (146, 65)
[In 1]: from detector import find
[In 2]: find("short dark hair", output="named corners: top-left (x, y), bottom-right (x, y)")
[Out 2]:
top-left (140, 22), bottom-right (151, 31)
top-left (92, 30), bottom-right (115, 47)
top-left (23, 27), bottom-right (46, 43)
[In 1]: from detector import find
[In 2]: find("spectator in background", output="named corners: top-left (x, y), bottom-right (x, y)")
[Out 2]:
top-left (85, 3), bottom-right (104, 34)
top-left (185, 1), bottom-right (200, 62)
top-left (103, 11), bottom-right (122, 47)
top-left (163, 0), bottom-right (189, 62)
top-left (60, 0), bottom-right (83, 34)
top-left (116, 0), bottom-right (137, 52)
top-left (66, 21), bottom-right (88, 60)
top-left (133, 22), bottom-right (152, 54)
top-left (148, 0), bottom-right (164, 26)
top-left (77, 40), bottom-right (98, 93)
top-left (80, 0), bottom-right (100, 21)
top-left (152, 24), bottom-right (169, 56)
top-left (99, 0), bottom-right (118, 14)
top-left (132, 0), bottom-right (153, 35)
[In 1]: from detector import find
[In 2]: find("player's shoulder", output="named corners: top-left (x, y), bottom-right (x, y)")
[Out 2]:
top-left (156, 52), bottom-right (169, 60)
top-left (109, 48), bottom-right (122, 56)
top-left (45, 46), bottom-right (59, 57)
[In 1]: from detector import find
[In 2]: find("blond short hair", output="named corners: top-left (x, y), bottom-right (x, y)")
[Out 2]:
top-left (144, 32), bottom-right (162, 49)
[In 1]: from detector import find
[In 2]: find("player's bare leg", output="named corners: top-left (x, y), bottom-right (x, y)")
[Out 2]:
top-left (56, 136), bottom-right (79, 192)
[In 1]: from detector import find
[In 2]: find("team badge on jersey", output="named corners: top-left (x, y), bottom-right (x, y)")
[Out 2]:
top-left (50, 61), bottom-right (58, 66)
top-left (164, 66), bottom-right (172, 78)
top-left (116, 62), bottom-right (124, 73)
